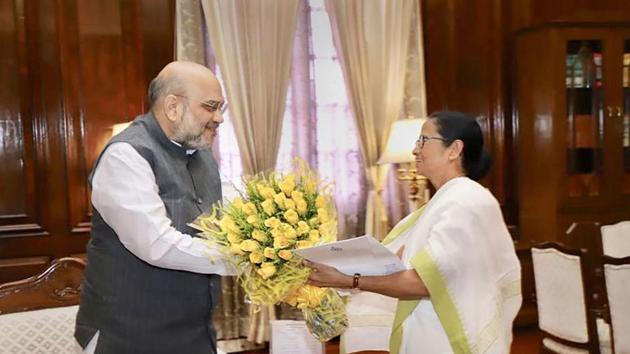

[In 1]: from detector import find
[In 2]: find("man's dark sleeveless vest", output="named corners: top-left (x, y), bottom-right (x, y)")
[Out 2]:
top-left (75, 112), bottom-right (222, 354)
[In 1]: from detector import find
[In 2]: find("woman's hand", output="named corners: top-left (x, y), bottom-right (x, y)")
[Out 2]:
top-left (304, 260), bottom-right (353, 288)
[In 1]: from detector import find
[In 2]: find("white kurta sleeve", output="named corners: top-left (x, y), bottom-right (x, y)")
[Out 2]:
top-left (91, 142), bottom-right (236, 275)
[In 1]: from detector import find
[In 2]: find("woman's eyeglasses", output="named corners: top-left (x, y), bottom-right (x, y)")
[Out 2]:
top-left (415, 135), bottom-right (450, 149)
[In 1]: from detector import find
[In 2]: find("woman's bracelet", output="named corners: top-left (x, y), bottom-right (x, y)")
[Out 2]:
top-left (352, 273), bottom-right (361, 289)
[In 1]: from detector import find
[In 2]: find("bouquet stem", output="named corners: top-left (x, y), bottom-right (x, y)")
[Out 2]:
top-left (302, 289), bottom-right (348, 342)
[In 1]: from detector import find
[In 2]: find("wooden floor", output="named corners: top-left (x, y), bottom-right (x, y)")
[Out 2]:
top-left (240, 326), bottom-right (543, 353)
top-left (510, 327), bottom-right (543, 354)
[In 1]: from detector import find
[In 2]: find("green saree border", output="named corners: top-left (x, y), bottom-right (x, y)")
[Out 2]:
top-left (411, 249), bottom-right (472, 354)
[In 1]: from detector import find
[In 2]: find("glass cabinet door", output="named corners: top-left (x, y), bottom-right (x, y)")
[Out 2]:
top-left (566, 40), bottom-right (604, 197)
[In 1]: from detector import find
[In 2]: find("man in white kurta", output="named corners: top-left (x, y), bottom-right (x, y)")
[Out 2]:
top-left (384, 177), bottom-right (521, 354)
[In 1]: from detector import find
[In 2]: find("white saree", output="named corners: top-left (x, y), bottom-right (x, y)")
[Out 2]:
top-left (385, 177), bottom-right (522, 354)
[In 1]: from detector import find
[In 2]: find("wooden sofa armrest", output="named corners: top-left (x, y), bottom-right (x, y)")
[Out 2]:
top-left (0, 257), bottom-right (86, 315)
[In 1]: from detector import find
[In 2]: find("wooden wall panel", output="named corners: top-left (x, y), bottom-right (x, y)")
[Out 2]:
top-left (0, 256), bottom-right (51, 284)
top-left (0, 0), bottom-right (174, 283)
top-left (0, 0), bottom-right (25, 217)
top-left (60, 0), bottom-right (142, 233)
top-left (422, 0), bottom-right (514, 221)
top-left (0, 0), bottom-right (46, 239)
top-left (511, 0), bottom-right (630, 32)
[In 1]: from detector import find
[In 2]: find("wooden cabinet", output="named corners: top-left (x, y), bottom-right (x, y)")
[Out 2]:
top-left (515, 25), bottom-right (630, 247)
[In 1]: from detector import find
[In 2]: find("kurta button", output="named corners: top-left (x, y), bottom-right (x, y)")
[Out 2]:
top-left (196, 197), bottom-right (203, 205)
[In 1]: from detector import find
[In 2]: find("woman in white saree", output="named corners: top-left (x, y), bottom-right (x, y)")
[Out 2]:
top-left (306, 111), bottom-right (521, 354)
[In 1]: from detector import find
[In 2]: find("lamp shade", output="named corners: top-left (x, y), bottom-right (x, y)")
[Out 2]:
top-left (112, 122), bottom-right (131, 136)
top-left (377, 118), bottom-right (425, 164)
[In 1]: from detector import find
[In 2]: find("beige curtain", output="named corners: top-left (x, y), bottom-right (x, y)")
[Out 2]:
top-left (202, 0), bottom-right (299, 175)
top-left (175, 0), bottom-right (253, 345)
top-left (325, 0), bottom-right (415, 239)
top-left (175, 0), bottom-right (205, 64)
top-left (385, 0), bottom-right (429, 226)
top-left (403, 0), bottom-right (428, 120)
top-left (201, 0), bottom-right (300, 343)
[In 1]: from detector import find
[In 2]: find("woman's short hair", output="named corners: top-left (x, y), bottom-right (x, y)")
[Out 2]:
top-left (428, 111), bottom-right (492, 181)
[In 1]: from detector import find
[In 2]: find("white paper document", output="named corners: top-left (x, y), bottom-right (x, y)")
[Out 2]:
top-left (293, 235), bottom-right (406, 276)
top-left (270, 320), bottom-right (324, 354)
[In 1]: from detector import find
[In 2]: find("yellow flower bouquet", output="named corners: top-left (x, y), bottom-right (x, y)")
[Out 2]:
top-left (190, 160), bottom-right (347, 341)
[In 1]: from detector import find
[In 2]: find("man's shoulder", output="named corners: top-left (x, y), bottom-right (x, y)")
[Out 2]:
top-left (111, 115), bottom-right (153, 146)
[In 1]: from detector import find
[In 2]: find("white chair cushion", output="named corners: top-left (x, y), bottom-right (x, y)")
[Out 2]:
top-left (532, 248), bottom-right (589, 343)
top-left (596, 318), bottom-right (612, 354)
top-left (604, 263), bottom-right (630, 354)
top-left (541, 319), bottom-right (612, 354)
top-left (0, 305), bottom-right (78, 354)
top-left (601, 221), bottom-right (630, 258)
top-left (542, 337), bottom-right (589, 354)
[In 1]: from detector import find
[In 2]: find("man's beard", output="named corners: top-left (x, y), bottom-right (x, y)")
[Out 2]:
top-left (173, 107), bottom-right (215, 150)
top-left (177, 130), bottom-right (211, 150)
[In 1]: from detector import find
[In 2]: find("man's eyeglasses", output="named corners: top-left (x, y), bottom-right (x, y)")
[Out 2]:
top-left (174, 94), bottom-right (228, 114)
top-left (415, 135), bottom-right (451, 149)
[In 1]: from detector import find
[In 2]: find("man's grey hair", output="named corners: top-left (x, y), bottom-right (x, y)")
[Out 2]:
top-left (147, 77), bottom-right (163, 109)
top-left (147, 76), bottom-right (184, 109)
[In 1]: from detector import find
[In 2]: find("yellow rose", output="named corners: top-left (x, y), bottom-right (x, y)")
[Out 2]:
top-left (309, 216), bottom-right (320, 228)
top-left (297, 221), bottom-right (310, 235)
top-left (278, 250), bottom-right (293, 261)
top-left (279, 174), bottom-right (295, 196)
top-left (271, 228), bottom-right (283, 239)
top-left (273, 237), bottom-right (291, 249)
top-left (264, 217), bottom-right (281, 229)
top-left (251, 229), bottom-right (268, 242)
top-left (226, 232), bottom-right (242, 244)
top-left (308, 229), bottom-right (320, 243)
top-left (319, 221), bottom-right (335, 241)
top-left (231, 197), bottom-right (244, 209)
top-left (242, 202), bottom-right (257, 215)
top-left (296, 199), bottom-right (308, 215)
top-left (284, 292), bottom-right (298, 307)
top-left (246, 214), bottom-right (260, 225)
top-left (263, 247), bottom-right (277, 259)
top-left (291, 191), bottom-right (304, 201)
top-left (285, 199), bottom-right (296, 210)
top-left (256, 183), bottom-right (267, 195)
top-left (273, 193), bottom-right (287, 210)
top-left (290, 285), bottom-right (326, 309)
top-left (229, 242), bottom-right (245, 255)
top-left (219, 216), bottom-right (240, 235)
top-left (260, 186), bottom-right (276, 200)
top-left (304, 180), bottom-right (317, 195)
top-left (278, 223), bottom-right (297, 239)
top-left (283, 209), bottom-right (299, 225)
top-left (315, 195), bottom-right (327, 209)
top-left (249, 251), bottom-right (264, 264)
top-left (296, 240), bottom-right (313, 249)
top-left (284, 226), bottom-right (297, 239)
top-left (317, 208), bottom-right (329, 223)
top-left (257, 262), bottom-right (277, 279)
top-left (306, 286), bottom-right (326, 307)
top-left (261, 199), bottom-right (276, 216)
top-left (240, 239), bottom-right (261, 252)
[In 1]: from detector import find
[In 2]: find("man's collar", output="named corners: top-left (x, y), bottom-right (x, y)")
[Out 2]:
top-left (170, 140), bottom-right (197, 155)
